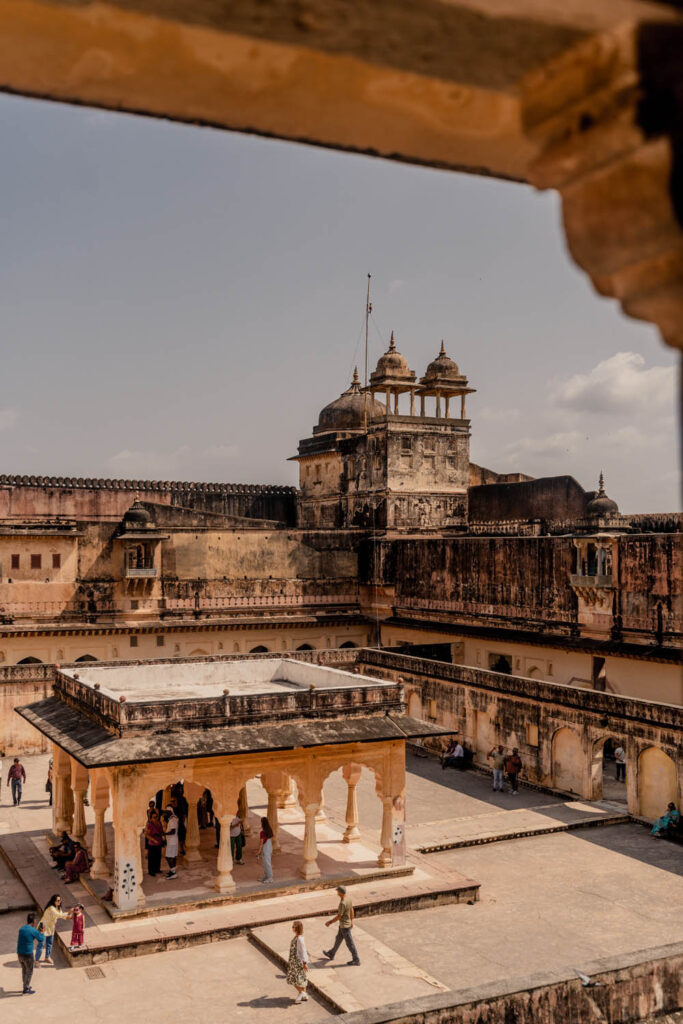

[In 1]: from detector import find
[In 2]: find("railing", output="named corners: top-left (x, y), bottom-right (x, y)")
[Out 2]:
top-left (570, 574), bottom-right (614, 588)
top-left (124, 567), bottom-right (158, 579)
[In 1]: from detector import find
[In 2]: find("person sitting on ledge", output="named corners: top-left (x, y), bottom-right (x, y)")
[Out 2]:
top-left (62, 842), bottom-right (89, 883)
top-left (651, 802), bottom-right (680, 839)
top-left (442, 738), bottom-right (465, 770)
top-left (50, 832), bottom-right (75, 871)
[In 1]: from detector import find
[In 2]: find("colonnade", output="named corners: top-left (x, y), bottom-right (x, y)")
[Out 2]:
top-left (49, 739), bottom-right (407, 913)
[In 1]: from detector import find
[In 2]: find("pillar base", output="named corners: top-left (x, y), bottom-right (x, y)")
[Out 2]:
top-left (215, 873), bottom-right (236, 894)
top-left (182, 850), bottom-right (203, 864)
top-left (90, 861), bottom-right (110, 880)
top-left (299, 861), bottom-right (321, 880)
top-left (377, 850), bottom-right (392, 867)
top-left (343, 827), bottom-right (361, 843)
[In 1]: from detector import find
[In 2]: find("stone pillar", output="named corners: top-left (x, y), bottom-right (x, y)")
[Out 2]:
top-left (52, 744), bottom-right (73, 835)
top-left (420, 394), bottom-right (425, 416)
top-left (70, 759), bottom-right (89, 849)
top-left (215, 813), bottom-right (236, 893)
top-left (262, 772), bottom-right (282, 853)
top-left (409, 389), bottom-right (415, 416)
top-left (378, 796), bottom-right (394, 866)
top-left (90, 773), bottom-right (110, 880)
top-left (315, 793), bottom-right (327, 822)
top-left (113, 821), bottom-right (145, 912)
top-left (393, 391), bottom-right (399, 414)
top-left (435, 392), bottom-right (442, 418)
top-left (299, 802), bottom-right (321, 880)
top-left (342, 763), bottom-right (362, 843)
top-left (276, 775), bottom-right (297, 810)
top-left (238, 786), bottom-right (251, 834)
top-left (183, 799), bottom-right (202, 863)
top-left (445, 395), bottom-right (450, 418)
top-left (461, 393), bottom-right (466, 419)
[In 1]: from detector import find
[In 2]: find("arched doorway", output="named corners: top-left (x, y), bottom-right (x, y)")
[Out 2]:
top-left (551, 727), bottom-right (584, 794)
top-left (296, 644), bottom-right (314, 651)
top-left (17, 656), bottom-right (42, 664)
top-left (75, 654), bottom-right (98, 662)
top-left (638, 747), bottom-right (677, 820)
top-left (249, 645), bottom-right (269, 653)
top-left (590, 736), bottom-right (627, 804)
top-left (407, 692), bottom-right (422, 719)
top-left (339, 641), bottom-right (357, 649)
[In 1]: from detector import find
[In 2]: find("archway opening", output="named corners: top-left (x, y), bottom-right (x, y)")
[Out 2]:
top-left (75, 654), bottom-right (98, 662)
top-left (339, 641), bottom-right (357, 649)
top-left (295, 643), bottom-right (314, 651)
top-left (17, 656), bottom-right (42, 664)
top-left (249, 645), bottom-right (269, 654)
top-left (638, 746), bottom-right (677, 820)
top-left (590, 736), bottom-right (627, 804)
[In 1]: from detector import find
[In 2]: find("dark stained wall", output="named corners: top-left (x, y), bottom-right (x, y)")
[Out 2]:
top-left (469, 475), bottom-right (587, 523)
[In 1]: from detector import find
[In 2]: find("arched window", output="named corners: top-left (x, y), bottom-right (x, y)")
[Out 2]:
top-left (249, 645), bottom-right (269, 654)
top-left (339, 641), bottom-right (357, 649)
top-left (17, 656), bottom-right (42, 664)
top-left (296, 644), bottom-right (314, 651)
top-left (75, 654), bottom-right (98, 662)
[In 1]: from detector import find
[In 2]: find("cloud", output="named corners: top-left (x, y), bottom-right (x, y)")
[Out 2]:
top-left (504, 431), bottom-right (584, 465)
top-left (478, 405), bottom-right (520, 424)
top-left (553, 351), bottom-right (675, 415)
top-left (106, 443), bottom-right (239, 478)
top-left (0, 408), bottom-right (17, 431)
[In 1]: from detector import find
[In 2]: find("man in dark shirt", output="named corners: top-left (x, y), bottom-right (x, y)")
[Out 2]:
top-left (50, 831), bottom-right (75, 870)
top-left (7, 757), bottom-right (26, 806)
top-left (17, 912), bottom-right (43, 994)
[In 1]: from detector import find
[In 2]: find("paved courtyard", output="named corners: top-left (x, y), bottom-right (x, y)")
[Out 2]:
top-left (1, 752), bottom-right (681, 1022)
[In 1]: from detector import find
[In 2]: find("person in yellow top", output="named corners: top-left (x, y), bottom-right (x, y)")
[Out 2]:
top-left (36, 894), bottom-right (73, 965)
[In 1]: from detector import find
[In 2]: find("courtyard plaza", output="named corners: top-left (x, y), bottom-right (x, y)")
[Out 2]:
top-left (1, 751), bottom-right (681, 1022)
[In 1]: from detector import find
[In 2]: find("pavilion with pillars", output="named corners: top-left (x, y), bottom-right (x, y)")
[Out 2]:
top-left (17, 656), bottom-right (446, 913)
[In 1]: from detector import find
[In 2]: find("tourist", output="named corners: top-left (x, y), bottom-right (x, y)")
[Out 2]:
top-left (442, 738), bottom-right (464, 770)
top-left (257, 816), bottom-right (274, 883)
top-left (323, 885), bottom-right (361, 966)
top-left (287, 919), bottom-right (309, 1003)
top-left (651, 802), bottom-right (680, 838)
top-left (17, 912), bottom-right (44, 994)
top-left (488, 744), bottom-right (507, 791)
top-left (230, 808), bottom-right (246, 865)
top-left (440, 738), bottom-right (457, 768)
top-left (145, 809), bottom-right (164, 876)
top-left (69, 904), bottom-right (85, 952)
top-left (163, 804), bottom-right (179, 879)
top-left (36, 893), bottom-right (73, 964)
top-left (50, 831), bottom-right (75, 871)
top-left (63, 841), bottom-right (89, 883)
top-left (7, 756), bottom-right (26, 805)
top-left (614, 744), bottom-right (626, 782)
top-left (505, 748), bottom-right (523, 795)
top-left (46, 759), bottom-right (54, 806)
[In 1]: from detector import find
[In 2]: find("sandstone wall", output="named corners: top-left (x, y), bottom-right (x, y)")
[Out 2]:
top-left (469, 475), bottom-right (587, 523)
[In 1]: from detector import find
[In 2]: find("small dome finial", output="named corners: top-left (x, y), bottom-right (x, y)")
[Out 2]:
top-left (598, 470), bottom-right (605, 495)
top-left (439, 340), bottom-right (446, 356)
top-left (388, 331), bottom-right (396, 352)
top-left (352, 366), bottom-right (360, 385)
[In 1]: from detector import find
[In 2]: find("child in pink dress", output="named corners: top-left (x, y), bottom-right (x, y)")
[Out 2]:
top-left (69, 904), bottom-right (85, 951)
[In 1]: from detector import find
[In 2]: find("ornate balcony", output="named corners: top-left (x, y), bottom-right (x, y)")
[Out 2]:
top-left (570, 574), bottom-right (613, 588)
top-left (124, 566), bottom-right (158, 579)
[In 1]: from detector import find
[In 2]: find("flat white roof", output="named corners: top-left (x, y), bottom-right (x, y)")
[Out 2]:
top-left (61, 658), bottom-right (394, 703)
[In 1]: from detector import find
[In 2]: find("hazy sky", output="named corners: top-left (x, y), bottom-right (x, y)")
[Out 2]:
top-left (1, 95), bottom-right (679, 513)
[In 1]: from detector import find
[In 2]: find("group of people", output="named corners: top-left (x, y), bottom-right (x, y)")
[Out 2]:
top-left (487, 745), bottom-right (523, 794)
top-left (16, 894), bottom-right (86, 994)
top-left (49, 832), bottom-right (90, 883)
top-left (286, 885), bottom-right (361, 1004)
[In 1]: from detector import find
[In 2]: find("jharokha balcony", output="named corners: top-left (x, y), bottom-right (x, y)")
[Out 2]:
top-left (124, 566), bottom-right (159, 579)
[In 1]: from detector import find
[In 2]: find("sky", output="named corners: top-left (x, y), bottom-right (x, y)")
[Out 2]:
top-left (0, 95), bottom-right (679, 513)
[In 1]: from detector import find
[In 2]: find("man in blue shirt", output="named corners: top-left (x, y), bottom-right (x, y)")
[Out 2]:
top-left (17, 912), bottom-right (43, 994)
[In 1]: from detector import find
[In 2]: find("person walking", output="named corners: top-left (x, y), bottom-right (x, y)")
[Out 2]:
top-left (257, 816), bottom-right (274, 883)
top-left (69, 904), bottom-right (85, 952)
top-left (323, 885), bottom-right (361, 966)
top-left (163, 805), bottom-right (179, 880)
top-left (7, 757), bottom-right (26, 806)
top-left (614, 745), bottom-right (626, 783)
top-left (230, 809), bottom-right (245, 865)
top-left (17, 912), bottom-right (44, 994)
top-left (36, 894), bottom-right (72, 965)
top-left (145, 810), bottom-right (164, 876)
top-left (287, 920), bottom-right (310, 1003)
top-left (505, 748), bottom-right (523, 795)
top-left (46, 759), bottom-right (54, 806)
top-left (488, 745), bottom-right (507, 792)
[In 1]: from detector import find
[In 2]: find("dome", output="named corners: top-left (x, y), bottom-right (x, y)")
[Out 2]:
top-left (423, 341), bottom-right (460, 380)
top-left (370, 333), bottom-right (414, 384)
top-left (316, 368), bottom-right (385, 432)
top-left (122, 500), bottom-right (153, 528)
top-left (586, 473), bottom-right (619, 517)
